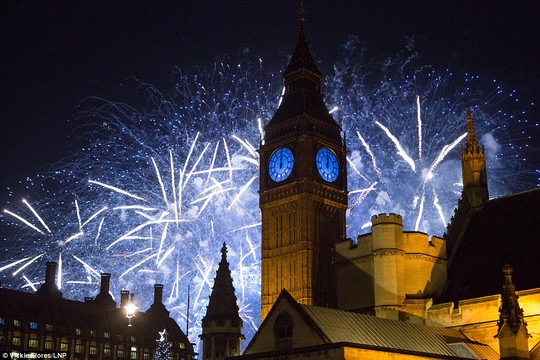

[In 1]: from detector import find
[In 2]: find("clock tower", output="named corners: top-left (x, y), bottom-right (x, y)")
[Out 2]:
top-left (259, 8), bottom-right (347, 321)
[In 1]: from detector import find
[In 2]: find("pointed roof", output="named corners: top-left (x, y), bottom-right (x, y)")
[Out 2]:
top-left (497, 265), bottom-right (528, 336)
top-left (265, 3), bottom-right (339, 136)
top-left (244, 290), bottom-right (498, 359)
top-left (443, 188), bottom-right (540, 302)
top-left (463, 108), bottom-right (482, 155)
top-left (283, 2), bottom-right (321, 78)
top-left (203, 243), bottom-right (241, 324)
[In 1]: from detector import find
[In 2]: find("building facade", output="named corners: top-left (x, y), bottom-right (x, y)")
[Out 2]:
top-left (259, 7), bottom-right (347, 321)
top-left (246, 5), bottom-right (540, 359)
top-left (0, 262), bottom-right (195, 360)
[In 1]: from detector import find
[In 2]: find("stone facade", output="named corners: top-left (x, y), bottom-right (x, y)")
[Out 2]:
top-left (335, 214), bottom-right (446, 319)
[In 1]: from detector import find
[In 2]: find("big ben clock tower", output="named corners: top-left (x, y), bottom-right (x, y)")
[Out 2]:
top-left (259, 7), bottom-right (347, 321)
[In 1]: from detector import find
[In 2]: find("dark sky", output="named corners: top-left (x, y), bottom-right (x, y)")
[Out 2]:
top-left (1, 0), bottom-right (539, 195)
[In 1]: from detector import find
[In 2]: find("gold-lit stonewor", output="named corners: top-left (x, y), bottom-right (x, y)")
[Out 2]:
top-left (258, 5), bottom-right (347, 321)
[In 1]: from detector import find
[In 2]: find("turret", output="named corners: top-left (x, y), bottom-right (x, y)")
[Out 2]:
top-left (200, 243), bottom-right (244, 360)
top-left (461, 108), bottom-right (489, 208)
top-left (371, 214), bottom-right (405, 319)
top-left (496, 265), bottom-right (530, 359)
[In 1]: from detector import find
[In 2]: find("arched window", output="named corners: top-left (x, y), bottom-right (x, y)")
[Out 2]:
top-left (44, 336), bottom-right (54, 350)
top-left (274, 312), bottom-right (293, 349)
top-left (60, 337), bottom-right (69, 351)
top-left (12, 331), bottom-right (21, 347)
top-left (104, 343), bottom-right (111, 358)
top-left (75, 339), bottom-right (84, 354)
top-left (28, 333), bottom-right (39, 349)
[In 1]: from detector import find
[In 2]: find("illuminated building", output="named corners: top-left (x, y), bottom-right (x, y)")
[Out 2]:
top-left (0, 262), bottom-right (195, 360)
top-left (221, 5), bottom-right (540, 359)
top-left (258, 5), bottom-right (347, 319)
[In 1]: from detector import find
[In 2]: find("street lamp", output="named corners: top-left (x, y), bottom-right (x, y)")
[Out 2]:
top-left (125, 293), bottom-right (138, 327)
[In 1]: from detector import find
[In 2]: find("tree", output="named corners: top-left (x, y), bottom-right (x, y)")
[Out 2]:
top-left (153, 329), bottom-right (171, 360)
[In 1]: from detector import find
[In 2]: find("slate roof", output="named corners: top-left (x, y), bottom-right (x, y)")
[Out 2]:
top-left (244, 290), bottom-right (498, 359)
top-left (444, 188), bottom-right (540, 302)
top-left (300, 304), bottom-right (498, 359)
top-left (265, 10), bottom-right (340, 139)
top-left (203, 243), bottom-right (242, 325)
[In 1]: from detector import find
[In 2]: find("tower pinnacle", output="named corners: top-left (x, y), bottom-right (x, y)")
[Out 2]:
top-left (298, 1), bottom-right (306, 27)
top-left (460, 108), bottom-right (488, 208)
top-left (265, 2), bottom-right (339, 137)
top-left (283, 2), bottom-right (321, 81)
top-left (465, 108), bottom-right (481, 154)
top-left (204, 243), bottom-right (241, 322)
top-left (201, 243), bottom-right (243, 360)
top-left (496, 265), bottom-right (531, 359)
top-left (498, 265), bottom-right (527, 335)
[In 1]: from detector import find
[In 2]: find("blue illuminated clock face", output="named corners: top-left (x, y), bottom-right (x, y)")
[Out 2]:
top-left (268, 147), bottom-right (294, 182)
top-left (316, 147), bottom-right (339, 182)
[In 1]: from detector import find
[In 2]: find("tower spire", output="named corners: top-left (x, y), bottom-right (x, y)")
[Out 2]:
top-left (460, 108), bottom-right (488, 208)
top-left (496, 265), bottom-right (530, 359)
top-left (266, 1), bottom-right (339, 135)
top-left (204, 243), bottom-right (241, 323)
top-left (259, 4), bottom-right (346, 321)
top-left (298, 1), bottom-right (306, 30)
top-left (498, 265), bottom-right (527, 335)
top-left (465, 108), bottom-right (480, 154)
top-left (283, 1), bottom-right (321, 80)
top-left (201, 243), bottom-right (243, 360)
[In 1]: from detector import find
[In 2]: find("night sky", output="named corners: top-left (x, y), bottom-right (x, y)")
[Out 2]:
top-left (1, 0), bottom-right (539, 196)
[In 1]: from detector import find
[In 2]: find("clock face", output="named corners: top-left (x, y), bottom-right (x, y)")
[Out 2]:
top-left (316, 147), bottom-right (339, 182)
top-left (268, 147), bottom-right (294, 182)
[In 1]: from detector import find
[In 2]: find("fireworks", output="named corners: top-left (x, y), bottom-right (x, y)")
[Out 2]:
top-left (1, 44), bottom-right (538, 347)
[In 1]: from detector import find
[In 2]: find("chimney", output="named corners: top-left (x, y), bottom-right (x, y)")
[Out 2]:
top-left (36, 262), bottom-right (62, 297)
top-left (93, 273), bottom-right (116, 307)
top-left (146, 284), bottom-right (169, 317)
top-left (100, 273), bottom-right (111, 294)
top-left (45, 261), bottom-right (57, 285)
top-left (120, 290), bottom-right (130, 309)
top-left (154, 284), bottom-right (164, 305)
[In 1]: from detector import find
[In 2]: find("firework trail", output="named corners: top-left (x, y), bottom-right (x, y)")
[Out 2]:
top-left (327, 37), bottom-right (538, 234)
top-left (1, 44), bottom-right (538, 347)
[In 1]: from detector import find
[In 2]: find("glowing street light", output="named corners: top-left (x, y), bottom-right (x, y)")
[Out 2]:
top-left (125, 293), bottom-right (138, 327)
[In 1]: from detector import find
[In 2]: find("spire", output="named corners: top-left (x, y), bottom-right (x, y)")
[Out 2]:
top-left (497, 265), bottom-right (528, 335)
top-left (496, 265), bottom-right (531, 359)
top-left (201, 243), bottom-right (243, 360)
top-left (283, 1), bottom-right (321, 78)
top-left (203, 243), bottom-right (241, 324)
top-left (265, 1), bottom-right (340, 138)
top-left (465, 108), bottom-right (481, 155)
top-left (460, 108), bottom-right (488, 208)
